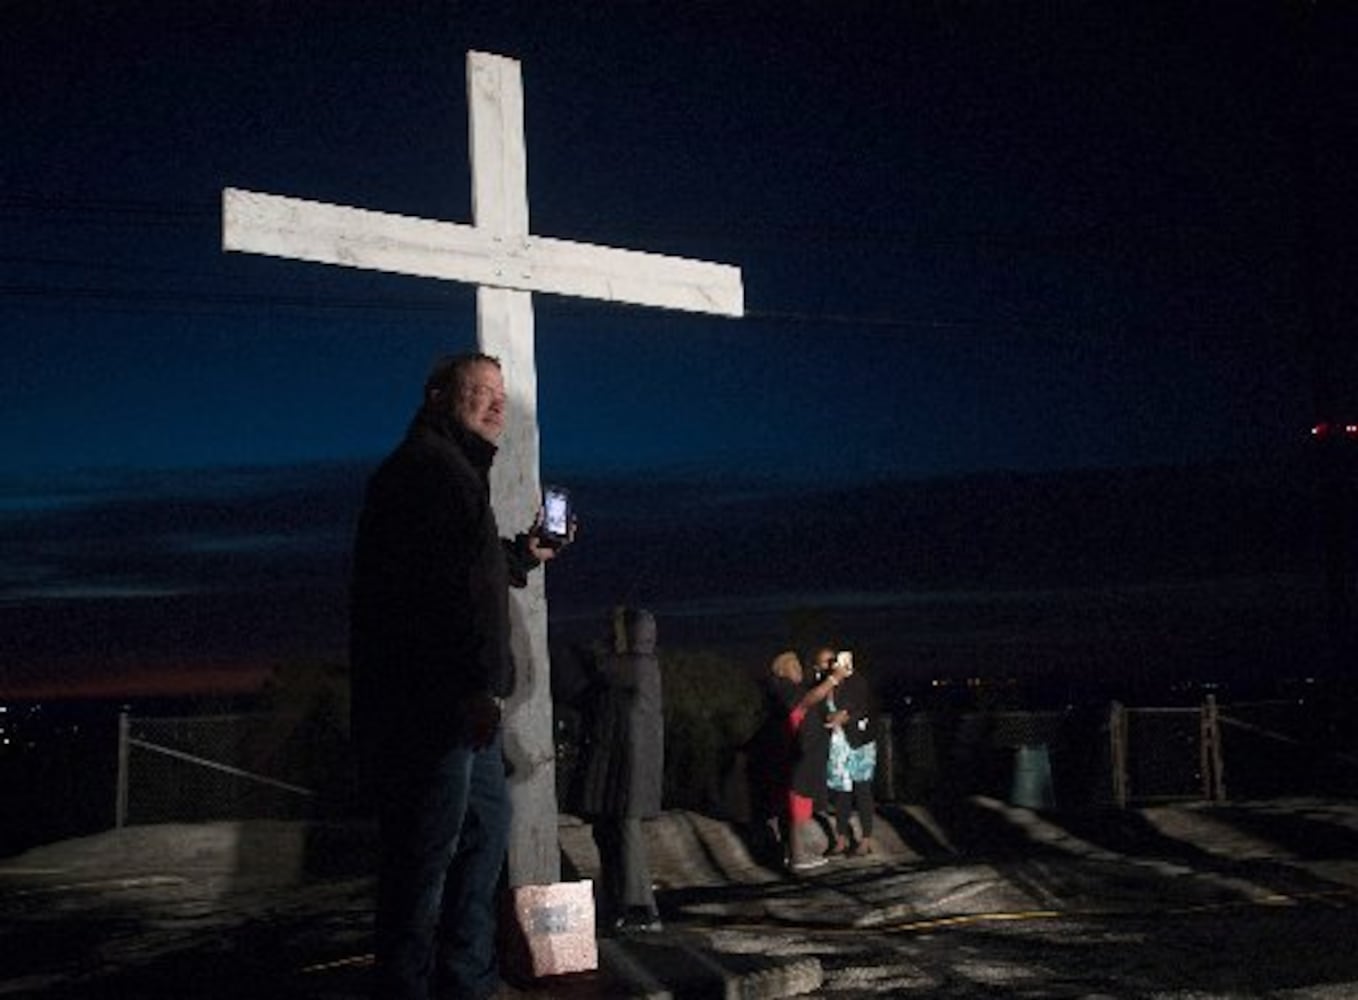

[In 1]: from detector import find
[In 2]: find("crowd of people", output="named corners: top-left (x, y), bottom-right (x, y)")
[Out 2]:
top-left (760, 645), bottom-right (881, 872)
top-left (347, 349), bottom-right (882, 997)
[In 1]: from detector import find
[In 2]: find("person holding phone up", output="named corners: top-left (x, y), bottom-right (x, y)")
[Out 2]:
top-left (767, 649), bottom-right (851, 871)
top-left (350, 351), bottom-right (573, 1000)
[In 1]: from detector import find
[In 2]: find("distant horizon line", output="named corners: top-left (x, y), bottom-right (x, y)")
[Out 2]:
top-left (3, 568), bottom-right (1327, 702)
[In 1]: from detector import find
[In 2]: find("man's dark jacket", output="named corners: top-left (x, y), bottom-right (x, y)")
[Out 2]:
top-left (349, 410), bottom-right (534, 764)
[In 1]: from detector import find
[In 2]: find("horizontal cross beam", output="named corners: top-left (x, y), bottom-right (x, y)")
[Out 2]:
top-left (223, 188), bottom-right (744, 317)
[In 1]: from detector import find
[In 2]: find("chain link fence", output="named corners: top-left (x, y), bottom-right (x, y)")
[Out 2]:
top-left (118, 697), bottom-right (1358, 827)
top-left (116, 710), bottom-right (350, 827)
top-left (1217, 698), bottom-right (1358, 800)
top-left (893, 707), bottom-right (1103, 808)
top-left (1113, 705), bottom-right (1213, 805)
top-left (891, 698), bottom-right (1358, 809)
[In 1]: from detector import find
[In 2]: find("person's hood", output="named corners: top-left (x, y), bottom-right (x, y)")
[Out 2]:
top-left (618, 608), bottom-right (657, 656)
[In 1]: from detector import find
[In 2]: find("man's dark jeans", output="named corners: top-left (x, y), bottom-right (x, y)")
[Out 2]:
top-left (373, 730), bottom-right (510, 1000)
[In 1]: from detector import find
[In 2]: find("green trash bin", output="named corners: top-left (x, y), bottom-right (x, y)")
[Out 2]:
top-left (1010, 743), bottom-right (1055, 809)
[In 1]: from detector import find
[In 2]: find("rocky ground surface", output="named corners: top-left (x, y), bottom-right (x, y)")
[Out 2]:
top-left (3, 796), bottom-right (1358, 998)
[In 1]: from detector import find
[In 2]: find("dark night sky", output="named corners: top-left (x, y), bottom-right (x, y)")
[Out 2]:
top-left (3, 2), bottom-right (1356, 698)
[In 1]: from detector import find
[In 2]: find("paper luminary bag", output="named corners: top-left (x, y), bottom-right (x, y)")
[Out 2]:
top-left (503, 879), bottom-right (598, 979)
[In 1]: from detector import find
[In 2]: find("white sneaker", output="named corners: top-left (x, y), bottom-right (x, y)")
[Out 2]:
top-left (790, 855), bottom-right (828, 871)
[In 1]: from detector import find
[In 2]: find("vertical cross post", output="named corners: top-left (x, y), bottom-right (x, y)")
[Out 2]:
top-left (467, 52), bottom-right (556, 883)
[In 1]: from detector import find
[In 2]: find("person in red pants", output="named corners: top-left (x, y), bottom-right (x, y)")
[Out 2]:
top-left (766, 650), bottom-right (850, 871)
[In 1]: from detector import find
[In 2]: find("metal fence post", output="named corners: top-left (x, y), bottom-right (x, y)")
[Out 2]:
top-left (1204, 694), bottom-right (1226, 802)
top-left (875, 713), bottom-right (895, 802)
top-left (1110, 701), bottom-right (1128, 809)
top-left (115, 710), bottom-right (129, 829)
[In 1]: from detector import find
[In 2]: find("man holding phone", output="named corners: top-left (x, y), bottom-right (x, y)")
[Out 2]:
top-left (350, 351), bottom-right (572, 1000)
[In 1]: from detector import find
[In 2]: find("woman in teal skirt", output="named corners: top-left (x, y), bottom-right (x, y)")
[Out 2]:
top-left (825, 659), bottom-right (879, 857)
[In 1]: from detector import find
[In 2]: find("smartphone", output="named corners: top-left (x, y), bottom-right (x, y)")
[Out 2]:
top-left (834, 650), bottom-right (854, 674)
top-left (539, 485), bottom-right (571, 546)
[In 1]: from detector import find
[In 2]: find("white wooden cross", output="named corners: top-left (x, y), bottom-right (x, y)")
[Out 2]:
top-left (222, 50), bottom-right (743, 887)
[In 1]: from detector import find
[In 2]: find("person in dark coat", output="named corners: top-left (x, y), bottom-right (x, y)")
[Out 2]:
top-left (350, 351), bottom-right (567, 1000)
top-left (824, 656), bottom-right (881, 856)
top-left (574, 607), bottom-right (665, 932)
top-left (766, 650), bottom-right (848, 871)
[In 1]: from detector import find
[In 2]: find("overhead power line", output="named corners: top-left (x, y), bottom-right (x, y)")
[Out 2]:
top-left (0, 192), bottom-right (1306, 339)
top-left (0, 193), bottom-right (1298, 253)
